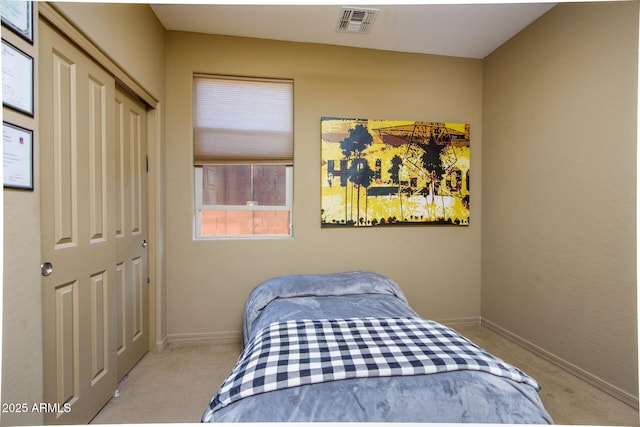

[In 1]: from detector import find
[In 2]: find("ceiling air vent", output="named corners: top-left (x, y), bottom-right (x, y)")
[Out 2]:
top-left (336, 7), bottom-right (379, 34)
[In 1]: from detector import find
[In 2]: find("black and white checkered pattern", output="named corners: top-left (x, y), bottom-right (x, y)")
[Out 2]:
top-left (203, 317), bottom-right (539, 420)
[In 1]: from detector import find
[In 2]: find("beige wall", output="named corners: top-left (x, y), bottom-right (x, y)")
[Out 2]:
top-left (164, 32), bottom-right (483, 338)
top-left (51, 2), bottom-right (165, 97)
top-left (482, 1), bottom-right (638, 400)
top-left (1, 4), bottom-right (165, 425)
top-left (2, 16), bottom-right (42, 424)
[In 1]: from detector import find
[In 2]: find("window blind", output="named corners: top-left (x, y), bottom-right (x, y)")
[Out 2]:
top-left (193, 75), bottom-right (294, 165)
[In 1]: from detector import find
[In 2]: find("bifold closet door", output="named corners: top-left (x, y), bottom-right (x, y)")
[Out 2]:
top-left (115, 86), bottom-right (149, 379)
top-left (40, 19), bottom-right (118, 424)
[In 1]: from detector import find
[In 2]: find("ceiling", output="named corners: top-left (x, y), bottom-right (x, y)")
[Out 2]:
top-left (150, 2), bottom-right (556, 59)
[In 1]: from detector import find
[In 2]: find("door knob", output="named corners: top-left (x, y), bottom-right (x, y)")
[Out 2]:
top-left (41, 262), bottom-right (53, 276)
top-left (141, 240), bottom-right (148, 248)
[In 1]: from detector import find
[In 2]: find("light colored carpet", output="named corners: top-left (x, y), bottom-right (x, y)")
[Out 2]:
top-left (91, 324), bottom-right (639, 425)
top-left (91, 341), bottom-right (242, 424)
top-left (454, 324), bottom-right (639, 426)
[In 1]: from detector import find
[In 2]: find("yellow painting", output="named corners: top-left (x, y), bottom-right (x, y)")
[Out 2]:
top-left (321, 117), bottom-right (470, 227)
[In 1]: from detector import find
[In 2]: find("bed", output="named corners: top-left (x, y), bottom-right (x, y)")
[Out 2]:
top-left (202, 271), bottom-right (553, 423)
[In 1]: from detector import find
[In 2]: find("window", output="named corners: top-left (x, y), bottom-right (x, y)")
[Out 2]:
top-left (193, 75), bottom-right (293, 238)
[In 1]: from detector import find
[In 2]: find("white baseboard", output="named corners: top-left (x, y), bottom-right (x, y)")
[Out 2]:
top-left (167, 330), bottom-right (242, 345)
top-left (438, 316), bottom-right (481, 327)
top-left (481, 318), bottom-right (639, 410)
top-left (155, 335), bottom-right (169, 352)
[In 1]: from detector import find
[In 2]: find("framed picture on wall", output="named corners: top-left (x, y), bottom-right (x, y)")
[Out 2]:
top-left (1, 39), bottom-right (34, 116)
top-left (3, 121), bottom-right (34, 190)
top-left (1, 0), bottom-right (33, 44)
top-left (321, 117), bottom-right (470, 227)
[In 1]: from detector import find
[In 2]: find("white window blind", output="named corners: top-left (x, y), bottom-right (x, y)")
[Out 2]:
top-left (193, 75), bottom-right (294, 164)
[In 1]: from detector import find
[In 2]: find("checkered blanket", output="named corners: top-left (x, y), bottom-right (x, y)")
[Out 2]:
top-left (203, 317), bottom-right (540, 420)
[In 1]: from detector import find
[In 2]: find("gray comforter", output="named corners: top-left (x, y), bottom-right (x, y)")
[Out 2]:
top-left (203, 271), bottom-right (553, 423)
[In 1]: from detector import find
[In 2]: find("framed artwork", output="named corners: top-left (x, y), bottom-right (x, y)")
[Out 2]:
top-left (1, 0), bottom-right (33, 44)
top-left (321, 117), bottom-right (470, 227)
top-left (3, 121), bottom-right (34, 190)
top-left (2, 39), bottom-right (34, 116)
